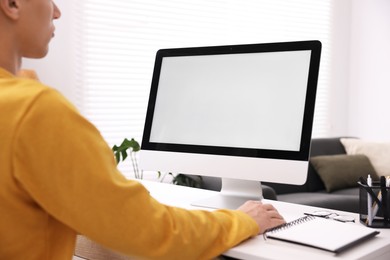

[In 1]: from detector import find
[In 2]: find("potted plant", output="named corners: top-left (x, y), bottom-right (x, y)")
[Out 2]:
top-left (112, 138), bottom-right (202, 187)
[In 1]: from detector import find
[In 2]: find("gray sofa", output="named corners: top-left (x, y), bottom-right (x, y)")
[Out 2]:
top-left (195, 137), bottom-right (362, 213)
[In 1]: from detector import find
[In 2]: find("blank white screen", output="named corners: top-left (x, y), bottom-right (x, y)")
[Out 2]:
top-left (150, 50), bottom-right (311, 151)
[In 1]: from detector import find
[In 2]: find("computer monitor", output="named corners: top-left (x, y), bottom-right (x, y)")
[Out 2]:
top-left (140, 40), bottom-right (321, 209)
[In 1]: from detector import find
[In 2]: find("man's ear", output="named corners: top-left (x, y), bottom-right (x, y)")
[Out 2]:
top-left (0, 0), bottom-right (21, 20)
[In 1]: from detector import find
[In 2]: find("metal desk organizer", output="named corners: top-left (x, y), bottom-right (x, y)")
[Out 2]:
top-left (359, 178), bottom-right (390, 228)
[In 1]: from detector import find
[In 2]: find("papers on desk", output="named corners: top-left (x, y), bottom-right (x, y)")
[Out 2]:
top-left (264, 216), bottom-right (379, 254)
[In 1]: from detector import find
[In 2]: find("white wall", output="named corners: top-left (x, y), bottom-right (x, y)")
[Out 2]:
top-left (326, 0), bottom-right (351, 136)
top-left (349, 0), bottom-right (390, 141)
top-left (21, 0), bottom-right (390, 141)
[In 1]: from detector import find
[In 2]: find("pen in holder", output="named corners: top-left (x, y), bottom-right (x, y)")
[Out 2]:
top-left (359, 180), bottom-right (390, 228)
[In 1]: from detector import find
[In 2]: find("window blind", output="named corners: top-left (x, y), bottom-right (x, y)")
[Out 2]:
top-left (72, 0), bottom-right (332, 177)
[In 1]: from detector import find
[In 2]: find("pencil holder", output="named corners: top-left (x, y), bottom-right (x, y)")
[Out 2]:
top-left (359, 181), bottom-right (390, 228)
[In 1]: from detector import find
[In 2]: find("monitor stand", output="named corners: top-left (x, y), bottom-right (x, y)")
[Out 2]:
top-left (191, 178), bottom-right (263, 209)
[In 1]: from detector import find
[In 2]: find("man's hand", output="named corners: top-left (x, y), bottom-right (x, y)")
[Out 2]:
top-left (237, 201), bottom-right (285, 234)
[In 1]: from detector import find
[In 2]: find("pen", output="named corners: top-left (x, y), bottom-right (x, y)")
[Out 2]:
top-left (381, 176), bottom-right (389, 221)
top-left (371, 177), bottom-right (390, 221)
top-left (367, 174), bottom-right (373, 226)
top-left (359, 177), bottom-right (381, 205)
top-left (371, 191), bottom-right (382, 221)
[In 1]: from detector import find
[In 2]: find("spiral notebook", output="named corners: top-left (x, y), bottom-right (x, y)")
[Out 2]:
top-left (264, 216), bottom-right (380, 253)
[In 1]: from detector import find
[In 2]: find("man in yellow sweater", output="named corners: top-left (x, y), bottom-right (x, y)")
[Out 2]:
top-left (0, 0), bottom-right (285, 259)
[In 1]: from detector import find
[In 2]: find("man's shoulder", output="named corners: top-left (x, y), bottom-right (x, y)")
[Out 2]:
top-left (1, 77), bottom-right (78, 120)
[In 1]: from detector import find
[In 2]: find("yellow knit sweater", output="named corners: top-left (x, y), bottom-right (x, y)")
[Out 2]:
top-left (0, 68), bottom-right (258, 260)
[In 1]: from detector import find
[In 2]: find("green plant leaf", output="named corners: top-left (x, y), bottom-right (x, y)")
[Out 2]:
top-left (122, 138), bottom-right (141, 152)
top-left (112, 138), bottom-right (140, 164)
top-left (172, 174), bottom-right (203, 188)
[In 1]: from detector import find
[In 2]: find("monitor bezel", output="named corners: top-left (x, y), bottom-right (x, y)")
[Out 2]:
top-left (141, 40), bottom-right (321, 161)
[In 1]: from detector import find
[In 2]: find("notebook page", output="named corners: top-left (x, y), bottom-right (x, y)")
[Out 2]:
top-left (266, 216), bottom-right (379, 253)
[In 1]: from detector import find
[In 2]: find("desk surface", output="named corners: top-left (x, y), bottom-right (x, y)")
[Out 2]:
top-left (141, 180), bottom-right (390, 260)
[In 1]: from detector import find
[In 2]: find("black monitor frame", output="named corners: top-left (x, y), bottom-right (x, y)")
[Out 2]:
top-left (141, 40), bottom-right (321, 162)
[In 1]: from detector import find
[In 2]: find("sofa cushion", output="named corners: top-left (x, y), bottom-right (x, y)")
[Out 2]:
top-left (340, 138), bottom-right (390, 177)
top-left (310, 137), bottom-right (348, 157)
top-left (310, 154), bottom-right (378, 192)
top-left (263, 137), bottom-right (349, 195)
top-left (277, 192), bottom-right (360, 213)
top-left (327, 187), bottom-right (359, 196)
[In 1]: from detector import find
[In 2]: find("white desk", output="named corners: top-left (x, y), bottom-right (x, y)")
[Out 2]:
top-left (141, 180), bottom-right (390, 260)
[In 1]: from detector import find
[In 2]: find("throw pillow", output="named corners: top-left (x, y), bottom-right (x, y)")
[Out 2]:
top-left (340, 138), bottom-right (390, 177)
top-left (310, 154), bottom-right (378, 192)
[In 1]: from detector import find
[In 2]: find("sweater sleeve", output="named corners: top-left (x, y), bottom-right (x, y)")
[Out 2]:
top-left (12, 87), bottom-right (259, 259)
